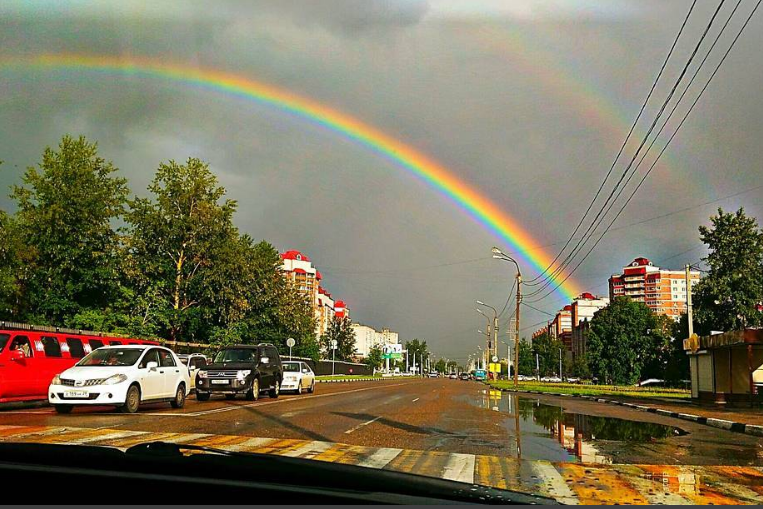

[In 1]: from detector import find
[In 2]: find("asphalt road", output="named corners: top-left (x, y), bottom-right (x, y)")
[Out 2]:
top-left (1, 378), bottom-right (761, 465)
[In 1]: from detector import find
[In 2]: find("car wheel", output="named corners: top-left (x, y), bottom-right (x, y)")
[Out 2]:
top-left (269, 379), bottom-right (280, 399)
top-left (53, 405), bottom-right (73, 414)
top-left (170, 384), bottom-right (186, 409)
top-left (307, 381), bottom-right (315, 394)
top-left (296, 383), bottom-right (302, 395)
top-left (245, 378), bottom-right (259, 401)
top-left (225, 394), bottom-right (237, 400)
top-left (120, 384), bottom-right (141, 413)
top-left (196, 391), bottom-right (210, 401)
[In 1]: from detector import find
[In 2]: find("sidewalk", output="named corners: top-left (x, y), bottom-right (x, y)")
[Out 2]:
top-left (494, 386), bottom-right (763, 437)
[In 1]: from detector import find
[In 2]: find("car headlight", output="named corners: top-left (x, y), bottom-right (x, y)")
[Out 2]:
top-left (51, 374), bottom-right (61, 385)
top-left (236, 370), bottom-right (251, 380)
top-left (102, 374), bottom-right (128, 385)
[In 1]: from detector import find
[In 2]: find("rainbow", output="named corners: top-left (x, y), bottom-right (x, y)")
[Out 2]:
top-left (0, 53), bottom-right (579, 301)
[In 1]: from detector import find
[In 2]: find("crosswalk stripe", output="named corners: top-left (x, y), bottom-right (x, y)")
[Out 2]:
top-left (281, 440), bottom-right (333, 458)
top-left (531, 461), bottom-right (579, 505)
top-left (223, 437), bottom-right (277, 452)
top-left (68, 430), bottom-right (147, 445)
top-left (441, 453), bottom-right (476, 484)
top-left (356, 447), bottom-right (402, 469)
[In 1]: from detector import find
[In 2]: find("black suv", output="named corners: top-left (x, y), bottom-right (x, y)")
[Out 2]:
top-left (195, 344), bottom-right (282, 401)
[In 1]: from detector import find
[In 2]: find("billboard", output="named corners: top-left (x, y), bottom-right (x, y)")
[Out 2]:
top-left (382, 343), bottom-right (403, 360)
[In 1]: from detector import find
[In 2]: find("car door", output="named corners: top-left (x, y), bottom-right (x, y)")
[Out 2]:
top-left (268, 347), bottom-right (281, 387)
top-left (137, 349), bottom-right (163, 400)
top-left (1, 334), bottom-right (38, 399)
top-left (302, 364), bottom-right (315, 389)
top-left (157, 349), bottom-right (182, 397)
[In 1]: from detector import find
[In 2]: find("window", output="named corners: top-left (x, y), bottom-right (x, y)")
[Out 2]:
top-left (88, 339), bottom-right (104, 350)
top-left (66, 338), bottom-right (85, 358)
top-left (41, 336), bottom-right (62, 357)
top-left (0, 333), bottom-right (9, 352)
top-left (190, 357), bottom-right (206, 369)
top-left (78, 348), bottom-right (143, 367)
top-left (9, 335), bottom-right (32, 357)
top-left (109, 340), bottom-right (122, 345)
top-left (158, 349), bottom-right (176, 367)
top-left (139, 349), bottom-right (160, 368)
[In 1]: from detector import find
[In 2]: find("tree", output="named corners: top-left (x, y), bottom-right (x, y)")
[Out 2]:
top-left (434, 358), bottom-right (447, 373)
top-left (366, 345), bottom-right (384, 371)
top-left (404, 338), bottom-right (428, 368)
top-left (320, 315), bottom-right (356, 361)
top-left (586, 296), bottom-right (670, 385)
top-left (693, 208), bottom-right (763, 333)
top-left (530, 332), bottom-right (567, 377)
top-left (126, 158), bottom-right (238, 341)
top-left (517, 340), bottom-right (534, 375)
top-left (0, 211), bottom-right (30, 319)
top-left (10, 135), bottom-right (129, 325)
top-left (446, 360), bottom-right (458, 373)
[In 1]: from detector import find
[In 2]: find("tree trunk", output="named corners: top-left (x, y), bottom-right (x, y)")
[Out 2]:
top-left (170, 251), bottom-right (184, 341)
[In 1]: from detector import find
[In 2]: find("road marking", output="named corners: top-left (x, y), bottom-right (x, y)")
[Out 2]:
top-left (63, 430), bottom-right (147, 445)
top-left (412, 398), bottom-right (420, 402)
top-left (356, 447), bottom-right (403, 469)
top-left (344, 416), bottom-right (381, 434)
top-left (442, 453), bottom-right (476, 484)
top-left (221, 437), bottom-right (276, 452)
top-left (531, 461), bottom-right (579, 505)
top-left (281, 440), bottom-right (333, 458)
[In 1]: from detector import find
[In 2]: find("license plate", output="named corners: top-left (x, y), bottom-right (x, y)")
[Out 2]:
top-left (211, 379), bottom-right (230, 385)
top-left (64, 390), bottom-right (88, 398)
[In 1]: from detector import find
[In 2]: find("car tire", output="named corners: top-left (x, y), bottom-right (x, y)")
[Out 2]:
top-left (225, 394), bottom-right (237, 400)
top-left (170, 384), bottom-right (186, 409)
top-left (53, 405), bottom-right (73, 414)
top-left (269, 379), bottom-right (279, 399)
top-left (196, 391), bottom-right (210, 401)
top-left (296, 383), bottom-right (302, 395)
top-left (307, 381), bottom-right (315, 394)
top-left (246, 378), bottom-right (259, 401)
top-left (120, 384), bottom-right (141, 414)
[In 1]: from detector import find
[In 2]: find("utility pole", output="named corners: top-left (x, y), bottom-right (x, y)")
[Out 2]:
top-left (686, 264), bottom-right (694, 338)
top-left (535, 352), bottom-right (540, 381)
top-left (559, 348), bottom-right (563, 379)
top-left (515, 273), bottom-right (522, 388)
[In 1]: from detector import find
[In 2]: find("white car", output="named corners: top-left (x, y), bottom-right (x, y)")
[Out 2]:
top-left (49, 345), bottom-right (190, 414)
top-left (178, 353), bottom-right (208, 390)
top-left (280, 361), bottom-right (315, 394)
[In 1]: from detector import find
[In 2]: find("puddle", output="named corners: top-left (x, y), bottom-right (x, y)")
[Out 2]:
top-left (472, 390), bottom-right (688, 464)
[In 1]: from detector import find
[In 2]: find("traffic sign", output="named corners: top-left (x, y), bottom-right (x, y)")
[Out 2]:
top-left (330, 340), bottom-right (338, 350)
top-left (491, 355), bottom-right (499, 363)
top-left (286, 337), bottom-right (296, 348)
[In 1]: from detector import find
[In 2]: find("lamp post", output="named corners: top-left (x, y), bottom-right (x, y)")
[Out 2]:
top-left (477, 345), bottom-right (483, 370)
top-left (477, 301), bottom-right (499, 361)
top-left (492, 247), bottom-right (522, 389)
top-left (502, 340), bottom-right (512, 379)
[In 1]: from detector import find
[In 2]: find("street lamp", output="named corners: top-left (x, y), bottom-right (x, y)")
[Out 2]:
top-left (492, 247), bottom-right (522, 389)
top-left (501, 340), bottom-right (512, 378)
top-left (477, 301), bottom-right (499, 361)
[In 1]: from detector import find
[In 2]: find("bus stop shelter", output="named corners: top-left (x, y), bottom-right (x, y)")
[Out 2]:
top-left (684, 329), bottom-right (763, 405)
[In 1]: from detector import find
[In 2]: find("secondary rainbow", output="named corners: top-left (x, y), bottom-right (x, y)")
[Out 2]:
top-left (0, 53), bottom-right (580, 301)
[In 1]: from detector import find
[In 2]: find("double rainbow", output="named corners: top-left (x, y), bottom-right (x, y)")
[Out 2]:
top-left (0, 53), bottom-right (579, 301)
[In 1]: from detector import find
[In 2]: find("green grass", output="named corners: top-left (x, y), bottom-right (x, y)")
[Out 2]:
top-left (487, 380), bottom-right (691, 399)
top-left (315, 374), bottom-right (382, 380)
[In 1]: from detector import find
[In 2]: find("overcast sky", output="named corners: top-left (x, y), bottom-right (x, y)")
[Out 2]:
top-left (1, 0), bottom-right (761, 362)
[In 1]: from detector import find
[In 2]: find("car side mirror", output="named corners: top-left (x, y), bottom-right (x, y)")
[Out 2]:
top-left (146, 361), bottom-right (158, 371)
top-left (9, 350), bottom-right (25, 362)
top-left (260, 357), bottom-right (269, 364)
top-left (302, 369), bottom-right (308, 373)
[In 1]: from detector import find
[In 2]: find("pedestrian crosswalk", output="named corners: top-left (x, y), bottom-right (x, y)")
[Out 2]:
top-left (0, 424), bottom-right (761, 504)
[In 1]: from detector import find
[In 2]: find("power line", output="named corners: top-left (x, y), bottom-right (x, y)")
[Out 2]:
top-left (522, 302), bottom-right (555, 317)
top-left (525, 0), bottom-right (699, 284)
top-left (527, 0), bottom-right (759, 302)
top-left (525, 0), bottom-right (728, 293)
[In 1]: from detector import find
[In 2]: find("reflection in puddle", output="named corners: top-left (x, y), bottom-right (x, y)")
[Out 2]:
top-left (478, 390), bottom-right (687, 464)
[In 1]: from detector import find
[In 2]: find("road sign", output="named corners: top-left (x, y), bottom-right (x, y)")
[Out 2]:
top-left (489, 363), bottom-right (501, 374)
top-left (491, 355), bottom-right (499, 363)
top-left (286, 337), bottom-right (296, 348)
top-left (330, 340), bottom-right (338, 350)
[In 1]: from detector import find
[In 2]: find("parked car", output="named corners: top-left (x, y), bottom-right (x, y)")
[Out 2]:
top-left (566, 377), bottom-right (580, 384)
top-left (428, 371), bottom-right (439, 378)
top-left (48, 345), bottom-right (189, 414)
top-left (473, 369), bottom-right (487, 381)
top-left (459, 372), bottom-right (470, 381)
top-left (280, 361), bottom-right (315, 394)
top-left (449, 373), bottom-right (457, 379)
top-left (177, 353), bottom-right (208, 391)
top-left (195, 344), bottom-right (282, 401)
top-left (0, 323), bottom-right (159, 403)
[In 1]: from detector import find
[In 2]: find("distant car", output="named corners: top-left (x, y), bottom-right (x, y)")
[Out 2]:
top-left (566, 377), bottom-right (580, 384)
top-left (473, 369), bottom-right (487, 381)
top-left (428, 371), bottom-right (439, 378)
top-left (637, 378), bottom-right (665, 387)
top-left (459, 373), bottom-right (470, 381)
top-left (280, 361), bottom-right (315, 394)
top-left (49, 345), bottom-right (190, 414)
top-left (178, 353), bottom-right (208, 391)
top-left (449, 373), bottom-right (457, 379)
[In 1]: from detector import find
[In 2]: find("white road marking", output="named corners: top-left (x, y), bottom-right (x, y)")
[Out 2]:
top-left (412, 398), bottom-right (420, 402)
top-left (531, 461), bottom-right (579, 505)
top-left (281, 440), bottom-right (333, 458)
top-left (356, 447), bottom-right (403, 469)
top-left (344, 416), bottom-right (382, 434)
top-left (66, 430), bottom-right (147, 445)
top-left (441, 453), bottom-right (476, 484)
top-left (165, 432), bottom-right (213, 444)
top-left (220, 437), bottom-right (276, 452)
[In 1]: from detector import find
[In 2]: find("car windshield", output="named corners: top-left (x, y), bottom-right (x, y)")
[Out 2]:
top-left (282, 362), bottom-right (301, 372)
top-left (76, 348), bottom-right (143, 367)
top-left (2, 1), bottom-right (762, 504)
top-left (214, 349), bottom-right (256, 363)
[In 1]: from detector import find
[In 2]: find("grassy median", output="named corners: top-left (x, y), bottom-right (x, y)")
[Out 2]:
top-left (487, 380), bottom-right (691, 399)
top-left (315, 374), bottom-right (417, 381)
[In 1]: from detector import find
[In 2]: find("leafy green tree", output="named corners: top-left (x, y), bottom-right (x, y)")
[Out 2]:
top-left (517, 340), bottom-right (534, 375)
top-left (0, 211), bottom-right (30, 319)
top-left (366, 344), bottom-right (384, 371)
top-left (434, 358), bottom-right (447, 373)
top-left (693, 208), bottom-right (763, 333)
top-left (586, 296), bottom-right (670, 385)
top-left (404, 338), bottom-right (429, 368)
top-left (320, 315), bottom-right (356, 361)
top-left (10, 135), bottom-right (129, 325)
top-left (531, 332), bottom-right (567, 377)
top-left (126, 158), bottom-right (238, 341)
top-left (446, 360), bottom-right (458, 373)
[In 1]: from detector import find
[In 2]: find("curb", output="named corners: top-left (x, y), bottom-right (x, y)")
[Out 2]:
top-left (489, 385), bottom-right (762, 438)
top-left (315, 377), bottom-right (418, 383)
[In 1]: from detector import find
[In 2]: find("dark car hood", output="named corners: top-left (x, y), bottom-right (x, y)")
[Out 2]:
top-left (200, 362), bottom-right (257, 371)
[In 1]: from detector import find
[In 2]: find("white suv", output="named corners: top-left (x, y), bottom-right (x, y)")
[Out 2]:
top-left (49, 345), bottom-right (190, 414)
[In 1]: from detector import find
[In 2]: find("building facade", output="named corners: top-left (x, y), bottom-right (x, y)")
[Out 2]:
top-left (609, 257), bottom-right (700, 319)
top-left (570, 293), bottom-right (609, 361)
top-left (350, 323), bottom-right (399, 358)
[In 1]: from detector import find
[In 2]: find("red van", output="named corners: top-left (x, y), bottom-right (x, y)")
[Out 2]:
top-left (0, 323), bottom-right (159, 403)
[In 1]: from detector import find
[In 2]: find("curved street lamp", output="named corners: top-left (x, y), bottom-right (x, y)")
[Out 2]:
top-left (492, 247), bottom-right (522, 388)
